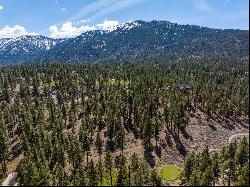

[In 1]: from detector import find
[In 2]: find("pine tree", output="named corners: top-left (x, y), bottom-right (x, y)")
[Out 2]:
top-left (223, 158), bottom-right (236, 186)
top-left (143, 115), bottom-right (152, 149)
top-left (116, 163), bottom-right (128, 186)
top-left (35, 161), bottom-right (52, 186)
top-left (0, 117), bottom-right (10, 177)
top-left (87, 160), bottom-right (97, 186)
top-left (153, 118), bottom-right (161, 148)
top-left (61, 103), bottom-right (68, 127)
top-left (19, 157), bottom-right (36, 185)
top-left (188, 170), bottom-right (200, 186)
top-left (235, 137), bottom-right (249, 170)
top-left (211, 153), bottom-right (220, 186)
top-left (151, 169), bottom-right (162, 186)
top-left (129, 153), bottom-right (140, 186)
top-left (95, 132), bottom-right (103, 161)
top-left (200, 165), bottom-right (213, 186)
top-left (55, 164), bottom-right (68, 186)
top-left (236, 162), bottom-right (249, 186)
top-left (79, 129), bottom-right (91, 165)
top-left (199, 145), bottom-right (211, 172)
top-left (182, 151), bottom-right (194, 183)
top-left (115, 127), bottom-right (125, 155)
top-left (96, 160), bottom-right (104, 185)
top-left (105, 151), bottom-right (114, 186)
top-left (164, 104), bottom-right (169, 128)
top-left (130, 153), bottom-right (139, 173)
top-left (73, 164), bottom-right (86, 186)
top-left (107, 121), bottom-right (114, 142)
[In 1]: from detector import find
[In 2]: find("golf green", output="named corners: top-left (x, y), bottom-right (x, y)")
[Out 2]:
top-left (160, 164), bottom-right (182, 181)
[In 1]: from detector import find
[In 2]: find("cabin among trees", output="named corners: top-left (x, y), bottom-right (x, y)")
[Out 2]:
top-left (175, 84), bottom-right (192, 92)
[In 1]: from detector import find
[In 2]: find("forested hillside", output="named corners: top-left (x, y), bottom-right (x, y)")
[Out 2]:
top-left (43, 20), bottom-right (248, 63)
top-left (0, 58), bottom-right (249, 186)
top-left (0, 20), bottom-right (249, 65)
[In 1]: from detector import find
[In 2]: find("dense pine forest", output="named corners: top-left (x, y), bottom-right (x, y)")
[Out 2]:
top-left (0, 58), bottom-right (249, 186)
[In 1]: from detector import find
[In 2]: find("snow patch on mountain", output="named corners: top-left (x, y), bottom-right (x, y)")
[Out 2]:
top-left (0, 35), bottom-right (64, 55)
top-left (117, 21), bottom-right (142, 30)
top-left (100, 21), bottom-right (143, 32)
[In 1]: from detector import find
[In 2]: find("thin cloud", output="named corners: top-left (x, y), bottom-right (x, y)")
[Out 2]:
top-left (61, 7), bottom-right (66, 12)
top-left (41, 0), bottom-right (149, 35)
top-left (90, 0), bottom-right (150, 19)
top-left (0, 5), bottom-right (3, 10)
top-left (67, 0), bottom-right (118, 23)
top-left (193, 0), bottom-right (213, 13)
top-left (40, 0), bottom-right (117, 35)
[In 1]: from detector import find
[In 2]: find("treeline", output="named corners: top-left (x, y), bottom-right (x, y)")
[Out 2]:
top-left (181, 137), bottom-right (249, 186)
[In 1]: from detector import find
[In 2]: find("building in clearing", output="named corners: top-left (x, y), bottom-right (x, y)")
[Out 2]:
top-left (176, 84), bottom-right (192, 91)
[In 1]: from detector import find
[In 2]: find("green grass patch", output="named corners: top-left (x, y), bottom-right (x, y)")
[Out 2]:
top-left (159, 164), bottom-right (182, 181)
top-left (95, 80), bottom-right (100, 87)
top-left (95, 79), bottom-right (129, 87)
top-left (43, 80), bottom-right (60, 88)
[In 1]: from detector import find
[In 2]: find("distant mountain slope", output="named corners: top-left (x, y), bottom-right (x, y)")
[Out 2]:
top-left (0, 35), bottom-right (65, 65)
top-left (0, 20), bottom-right (249, 65)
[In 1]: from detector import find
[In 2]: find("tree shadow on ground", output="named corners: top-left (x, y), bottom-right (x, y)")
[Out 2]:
top-left (208, 123), bottom-right (217, 131)
top-left (180, 125), bottom-right (193, 141)
top-left (159, 139), bottom-right (167, 150)
top-left (10, 136), bottom-right (19, 146)
top-left (221, 122), bottom-right (235, 131)
top-left (165, 130), bottom-right (173, 148)
top-left (106, 140), bottom-right (115, 152)
top-left (143, 147), bottom-right (155, 168)
top-left (114, 154), bottom-right (121, 168)
top-left (125, 123), bottom-right (140, 140)
top-left (155, 146), bottom-right (162, 158)
top-left (11, 143), bottom-right (22, 161)
top-left (230, 117), bottom-right (248, 129)
top-left (78, 112), bottom-right (84, 119)
top-left (171, 132), bottom-right (187, 157)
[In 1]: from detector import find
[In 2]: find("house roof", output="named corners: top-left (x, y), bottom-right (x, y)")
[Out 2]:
top-left (176, 84), bottom-right (192, 90)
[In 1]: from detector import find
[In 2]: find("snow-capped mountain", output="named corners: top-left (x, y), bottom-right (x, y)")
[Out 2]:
top-left (0, 35), bottom-right (65, 65)
top-left (101, 21), bottom-right (143, 32)
top-left (40, 20), bottom-right (248, 63)
top-left (0, 38), bottom-right (12, 49)
top-left (0, 20), bottom-right (249, 66)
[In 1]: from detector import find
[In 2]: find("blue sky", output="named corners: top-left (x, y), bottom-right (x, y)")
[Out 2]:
top-left (0, 0), bottom-right (249, 38)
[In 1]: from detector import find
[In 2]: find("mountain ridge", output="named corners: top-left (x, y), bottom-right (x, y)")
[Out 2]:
top-left (0, 20), bottom-right (249, 66)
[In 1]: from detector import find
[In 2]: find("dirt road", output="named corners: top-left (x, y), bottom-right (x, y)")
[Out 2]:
top-left (0, 172), bottom-right (18, 186)
top-left (209, 133), bottom-right (249, 152)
